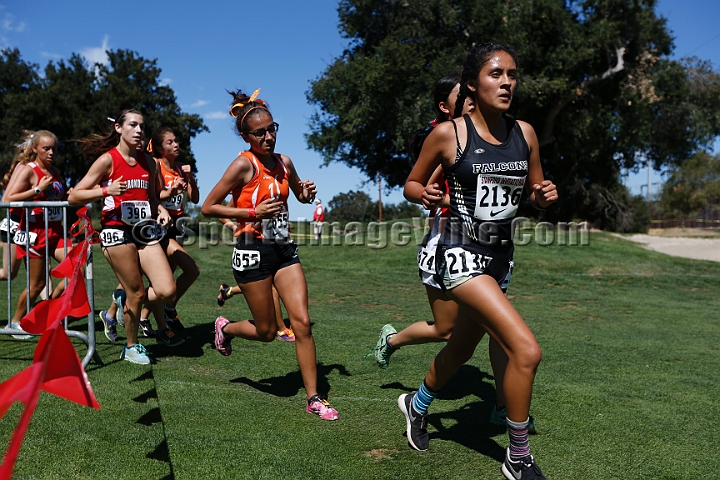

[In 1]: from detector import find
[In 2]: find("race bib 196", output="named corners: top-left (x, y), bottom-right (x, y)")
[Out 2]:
top-left (474, 174), bottom-right (526, 221)
top-left (232, 248), bottom-right (260, 272)
top-left (121, 201), bottom-right (151, 225)
top-left (417, 245), bottom-right (436, 274)
top-left (13, 230), bottom-right (38, 246)
top-left (100, 228), bottom-right (126, 247)
top-left (444, 247), bottom-right (492, 280)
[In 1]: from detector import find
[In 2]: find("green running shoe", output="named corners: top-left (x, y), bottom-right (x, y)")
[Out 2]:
top-left (374, 324), bottom-right (397, 368)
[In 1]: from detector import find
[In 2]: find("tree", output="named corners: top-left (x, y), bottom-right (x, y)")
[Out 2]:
top-left (326, 190), bottom-right (376, 222)
top-left (306, 0), bottom-right (720, 228)
top-left (660, 151), bottom-right (720, 217)
top-left (325, 189), bottom-right (425, 222)
top-left (0, 48), bottom-right (208, 188)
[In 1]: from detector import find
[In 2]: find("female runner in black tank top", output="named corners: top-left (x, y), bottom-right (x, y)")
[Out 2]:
top-left (402, 44), bottom-right (557, 479)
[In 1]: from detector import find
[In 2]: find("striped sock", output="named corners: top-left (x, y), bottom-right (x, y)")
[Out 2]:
top-left (412, 380), bottom-right (438, 415)
top-left (507, 417), bottom-right (531, 461)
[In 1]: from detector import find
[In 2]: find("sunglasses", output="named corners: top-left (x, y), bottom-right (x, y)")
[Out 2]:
top-left (247, 122), bottom-right (279, 138)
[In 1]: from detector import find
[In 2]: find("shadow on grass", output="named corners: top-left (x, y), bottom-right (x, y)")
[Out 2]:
top-left (145, 322), bottom-right (213, 360)
top-left (386, 364), bottom-right (506, 461)
top-left (230, 362), bottom-right (351, 397)
top-left (129, 369), bottom-right (176, 480)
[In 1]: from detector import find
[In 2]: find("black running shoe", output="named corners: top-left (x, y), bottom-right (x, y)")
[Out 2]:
top-left (501, 448), bottom-right (546, 480)
top-left (398, 393), bottom-right (428, 451)
top-left (165, 307), bottom-right (185, 332)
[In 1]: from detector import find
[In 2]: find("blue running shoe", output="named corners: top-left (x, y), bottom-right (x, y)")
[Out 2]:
top-left (112, 289), bottom-right (126, 327)
top-left (120, 344), bottom-right (152, 364)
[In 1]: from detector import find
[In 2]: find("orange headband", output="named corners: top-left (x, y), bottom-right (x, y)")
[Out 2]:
top-left (230, 88), bottom-right (264, 117)
top-left (146, 139), bottom-right (154, 153)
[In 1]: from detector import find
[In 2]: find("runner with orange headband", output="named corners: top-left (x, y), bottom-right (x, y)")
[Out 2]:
top-left (201, 89), bottom-right (338, 420)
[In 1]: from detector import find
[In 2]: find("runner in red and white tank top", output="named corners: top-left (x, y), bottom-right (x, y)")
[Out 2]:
top-left (3, 130), bottom-right (69, 332)
top-left (201, 89), bottom-right (339, 420)
top-left (100, 147), bottom-right (152, 228)
top-left (70, 110), bottom-right (183, 365)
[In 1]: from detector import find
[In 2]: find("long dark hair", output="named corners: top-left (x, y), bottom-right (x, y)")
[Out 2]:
top-left (409, 73), bottom-right (462, 162)
top-left (453, 43), bottom-right (518, 118)
top-left (78, 109), bottom-right (143, 160)
top-left (149, 127), bottom-right (175, 159)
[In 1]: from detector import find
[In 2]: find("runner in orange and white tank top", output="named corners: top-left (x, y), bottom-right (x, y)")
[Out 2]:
top-left (134, 127), bottom-right (200, 334)
top-left (3, 130), bottom-right (69, 335)
top-left (202, 88), bottom-right (338, 420)
top-left (70, 110), bottom-right (184, 365)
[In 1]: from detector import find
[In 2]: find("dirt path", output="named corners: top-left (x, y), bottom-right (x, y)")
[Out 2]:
top-left (621, 231), bottom-right (720, 263)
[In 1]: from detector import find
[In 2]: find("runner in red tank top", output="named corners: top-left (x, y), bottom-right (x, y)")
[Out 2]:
top-left (0, 136), bottom-right (31, 284)
top-left (70, 110), bottom-right (183, 365)
top-left (3, 130), bottom-right (69, 335)
top-left (202, 89), bottom-right (338, 420)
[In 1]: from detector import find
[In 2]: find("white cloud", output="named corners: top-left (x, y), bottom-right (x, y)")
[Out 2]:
top-left (204, 111), bottom-right (227, 120)
top-left (40, 51), bottom-right (62, 59)
top-left (191, 100), bottom-right (208, 108)
top-left (81, 35), bottom-right (110, 65)
top-left (1, 13), bottom-right (26, 33)
top-left (159, 78), bottom-right (173, 86)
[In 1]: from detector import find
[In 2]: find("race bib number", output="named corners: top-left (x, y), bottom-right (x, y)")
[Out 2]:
top-left (262, 211), bottom-right (289, 241)
top-left (46, 206), bottom-right (63, 221)
top-left (162, 193), bottom-right (184, 211)
top-left (474, 174), bottom-right (526, 221)
top-left (100, 228), bottom-right (126, 247)
top-left (232, 248), bottom-right (260, 272)
top-left (444, 247), bottom-right (492, 280)
top-left (0, 218), bottom-right (19, 234)
top-left (417, 245), bottom-right (436, 274)
top-left (13, 230), bottom-right (38, 246)
top-left (121, 201), bottom-right (151, 225)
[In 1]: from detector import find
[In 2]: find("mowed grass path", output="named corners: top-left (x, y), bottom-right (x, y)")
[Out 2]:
top-left (0, 231), bottom-right (718, 479)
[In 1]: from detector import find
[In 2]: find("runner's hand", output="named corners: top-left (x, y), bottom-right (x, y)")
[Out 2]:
top-left (254, 197), bottom-right (283, 219)
top-left (106, 176), bottom-right (126, 196)
top-left (532, 180), bottom-right (558, 209)
top-left (421, 183), bottom-right (444, 210)
top-left (37, 174), bottom-right (54, 191)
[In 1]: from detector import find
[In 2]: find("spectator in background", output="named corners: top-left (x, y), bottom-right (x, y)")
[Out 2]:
top-left (313, 198), bottom-right (324, 240)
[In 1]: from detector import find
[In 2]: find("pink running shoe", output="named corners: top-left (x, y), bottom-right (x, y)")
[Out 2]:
top-left (214, 317), bottom-right (232, 356)
top-left (306, 394), bottom-right (339, 421)
top-left (276, 327), bottom-right (296, 342)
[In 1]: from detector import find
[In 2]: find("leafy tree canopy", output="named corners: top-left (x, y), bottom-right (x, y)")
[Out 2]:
top-left (324, 189), bottom-right (423, 222)
top-left (306, 0), bottom-right (720, 227)
top-left (660, 151), bottom-right (720, 217)
top-left (0, 48), bottom-right (208, 187)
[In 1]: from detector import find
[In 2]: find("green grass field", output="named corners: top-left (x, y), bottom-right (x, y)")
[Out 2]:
top-left (0, 230), bottom-right (718, 479)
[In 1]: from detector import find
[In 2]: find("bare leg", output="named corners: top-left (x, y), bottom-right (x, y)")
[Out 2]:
top-left (447, 275), bottom-right (542, 423)
top-left (273, 263), bottom-right (318, 399)
top-left (389, 286), bottom-right (457, 348)
top-left (103, 244), bottom-right (144, 346)
top-left (138, 243), bottom-right (176, 331)
top-left (165, 239), bottom-right (199, 307)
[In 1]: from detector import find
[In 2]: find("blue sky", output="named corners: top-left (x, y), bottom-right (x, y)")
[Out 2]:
top-left (1, 0), bottom-right (718, 217)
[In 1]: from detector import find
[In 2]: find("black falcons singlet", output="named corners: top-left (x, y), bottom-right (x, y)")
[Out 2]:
top-left (441, 114), bottom-right (530, 259)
